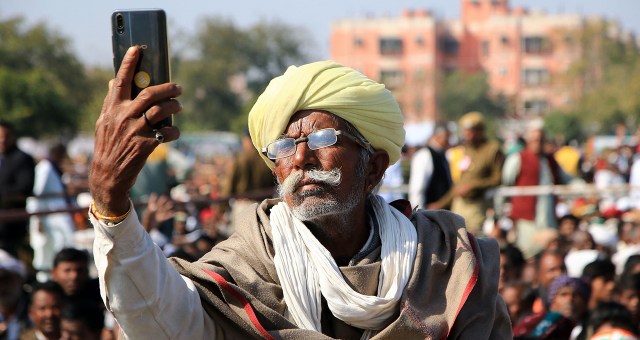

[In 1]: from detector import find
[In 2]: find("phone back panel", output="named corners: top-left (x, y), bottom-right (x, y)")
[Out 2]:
top-left (111, 9), bottom-right (170, 99)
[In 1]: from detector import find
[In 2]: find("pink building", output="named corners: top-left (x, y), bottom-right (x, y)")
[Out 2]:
top-left (330, 0), bottom-right (604, 123)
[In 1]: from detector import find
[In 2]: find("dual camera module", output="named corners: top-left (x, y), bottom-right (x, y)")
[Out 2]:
top-left (115, 13), bottom-right (125, 34)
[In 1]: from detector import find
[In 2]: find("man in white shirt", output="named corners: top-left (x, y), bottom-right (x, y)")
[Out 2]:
top-left (408, 122), bottom-right (452, 209)
top-left (629, 148), bottom-right (640, 209)
top-left (27, 143), bottom-right (75, 279)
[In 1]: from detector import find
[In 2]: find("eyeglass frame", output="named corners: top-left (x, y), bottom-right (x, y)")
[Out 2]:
top-left (261, 128), bottom-right (375, 160)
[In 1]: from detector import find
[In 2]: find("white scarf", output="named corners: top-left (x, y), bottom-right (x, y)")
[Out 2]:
top-left (270, 195), bottom-right (417, 334)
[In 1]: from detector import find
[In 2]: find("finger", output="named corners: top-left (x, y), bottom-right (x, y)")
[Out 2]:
top-left (154, 126), bottom-right (180, 144)
top-left (141, 126), bottom-right (181, 145)
top-left (148, 192), bottom-right (158, 206)
top-left (164, 202), bottom-right (175, 213)
top-left (158, 194), bottom-right (172, 205)
top-left (113, 46), bottom-right (140, 100)
top-left (155, 194), bottom-right (168, 207)
top-left (159, 200), bottom-right (174, 214)
top-left (156, 196), bottom-right (171, 207)
top-left (163, 198), bottom-right (175, 210)
top-left (128, 83), bottom-right (182, 118)
top-left (143, 99), bottom-right (182, 126)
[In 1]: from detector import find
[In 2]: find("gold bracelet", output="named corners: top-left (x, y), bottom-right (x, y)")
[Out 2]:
top-left (90, 200), bottom-right (132, 223)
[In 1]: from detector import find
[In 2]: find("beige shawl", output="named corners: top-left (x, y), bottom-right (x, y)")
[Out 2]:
top-left (170, 199), bottom-right (511, 339)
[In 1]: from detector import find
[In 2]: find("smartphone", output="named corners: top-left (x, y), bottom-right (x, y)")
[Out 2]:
top-left (111, 9), bottom-right (172, 128)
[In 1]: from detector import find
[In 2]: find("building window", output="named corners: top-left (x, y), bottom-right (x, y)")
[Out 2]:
top-left (438, 37), bottom-right (459, 55)
top-left (379, 70), bottom-right (404, 89)
top-left (443, 65), bottom-right (457, 76)
top-left (415, 36), bottom-right (424, 46)
top-left (379, 38), bottom-right (403, 55)
top-left (522, 36), bottom-right (551, 54)
top-left (481, 41), bottom-right (490, 56)
top-left (523, 99), bottom-right (548, 115)
top-left (522, 68), bottom-right (550, 86)
top-left (500, 35), bottom-right (509, 44)
top-left (354, 37), bottom-right (364, 47)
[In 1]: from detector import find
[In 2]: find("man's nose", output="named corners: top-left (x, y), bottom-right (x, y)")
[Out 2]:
top-left (292, 141), bottom-right (318, 170)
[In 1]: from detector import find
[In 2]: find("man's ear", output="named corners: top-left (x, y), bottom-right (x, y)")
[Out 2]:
top-left (366, 150), bottom-right (390, 192)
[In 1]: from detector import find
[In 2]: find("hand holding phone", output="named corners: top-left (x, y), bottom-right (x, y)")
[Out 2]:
top-left (90, 46), bottom-right (182, 218)
top-left (112, 9), bottom-right (172, 129)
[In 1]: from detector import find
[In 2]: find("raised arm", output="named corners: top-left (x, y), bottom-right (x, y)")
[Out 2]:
top-left (89, 46), bottom-right (182, 218)
top-left (89, 47), bottom-right (219, 339)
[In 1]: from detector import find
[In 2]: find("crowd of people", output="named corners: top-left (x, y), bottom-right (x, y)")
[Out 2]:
top-left (398, 114), bottom-right (640, 339)
top-left (0, 246), bottom-right (106, 339)
top-left (402, 114), bottom-right (640, 338)
top-left (1, 60), bottom-right (640, 339)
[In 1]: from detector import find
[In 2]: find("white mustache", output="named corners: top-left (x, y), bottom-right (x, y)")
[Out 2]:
top-left (277, 168), bottom-right (342, 197)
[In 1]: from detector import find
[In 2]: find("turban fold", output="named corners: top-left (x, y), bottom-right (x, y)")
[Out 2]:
top-left (248, 61), bottom-right (405, 169)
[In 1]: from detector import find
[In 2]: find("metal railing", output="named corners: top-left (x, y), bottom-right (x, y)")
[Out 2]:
top-left (0, 188), bottom-right (276, 223)
top-left (1, 184), bottom-right (637, 223)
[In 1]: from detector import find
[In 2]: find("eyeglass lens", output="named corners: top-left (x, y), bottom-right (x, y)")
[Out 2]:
top-left (308, 129), bottom-right (337, 149)
top-left (267, 128), bottom-right (338, 159)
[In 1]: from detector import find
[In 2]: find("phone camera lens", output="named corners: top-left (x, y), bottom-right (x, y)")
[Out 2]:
top-left (116, 14), bottom-right (124, 34)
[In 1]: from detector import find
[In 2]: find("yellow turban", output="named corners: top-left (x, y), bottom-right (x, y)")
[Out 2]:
top-left (248, 60), bottom-right (405, 169)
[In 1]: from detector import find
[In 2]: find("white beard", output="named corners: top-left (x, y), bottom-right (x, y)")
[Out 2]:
top-left (277, 168), bottom-right (362, 223)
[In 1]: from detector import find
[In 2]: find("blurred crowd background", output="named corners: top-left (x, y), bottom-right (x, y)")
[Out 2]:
top-left (3, 107), bottom-right (640, 339)
top-left (2, 0), bottom-right (640, 339)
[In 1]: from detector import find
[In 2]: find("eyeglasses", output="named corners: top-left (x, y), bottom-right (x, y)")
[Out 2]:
top-left (262, 128), bottom-right (374, 160)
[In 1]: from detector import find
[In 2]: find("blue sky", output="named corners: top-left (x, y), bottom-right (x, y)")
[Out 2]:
top-left (1, 0), bottom-right (638, 67)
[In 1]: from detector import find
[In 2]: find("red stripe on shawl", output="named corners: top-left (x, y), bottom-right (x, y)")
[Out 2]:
top-left (203, 269), bottom-right (275, 340)
top-left (444, 232), bottom-right (480, 339)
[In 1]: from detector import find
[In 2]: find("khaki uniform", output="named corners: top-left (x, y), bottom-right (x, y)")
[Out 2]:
top-left (222, 147), bottom-right (275, 234)
top-left (436, 140), bottom-right (504, 233)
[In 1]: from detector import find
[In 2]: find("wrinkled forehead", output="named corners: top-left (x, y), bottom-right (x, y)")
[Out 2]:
top-left (283, 110), bottom-right (350, 136)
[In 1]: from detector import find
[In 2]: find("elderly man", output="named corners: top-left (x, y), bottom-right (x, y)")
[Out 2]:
top-left (88, 47), bottom-right (510, 339)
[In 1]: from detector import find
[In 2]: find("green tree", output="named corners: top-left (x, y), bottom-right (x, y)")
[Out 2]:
top-left (543, 110), bottom-right (585, 143)
top-left (0, 15), bottom-right (311, 137)
top-left (244, 20), bottom-right (310, 94)
top-left (0, 68), bottom-right (77, 136)
top-left (0, 17), bottom-right (93, 138)
top-left (78, 67), bottom-right (114, 133)
top-left (437, 71), bottom-right (506, 123)
top-left (173, 17), bottom-right (247, 132)
top-left (174, 17), bottom-right (309, 133)
top-left (560, 21), bottom-right (640, 135)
